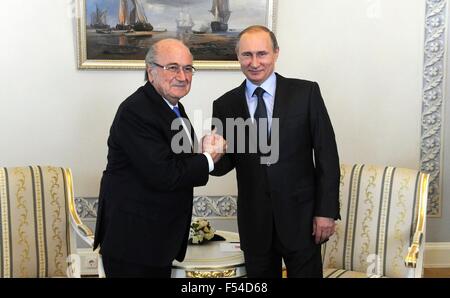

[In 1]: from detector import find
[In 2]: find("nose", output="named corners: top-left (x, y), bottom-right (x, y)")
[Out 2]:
top-left (175, 68), bottom-right (187, 81)
top-left (250, 55), bottom-right (259, 68)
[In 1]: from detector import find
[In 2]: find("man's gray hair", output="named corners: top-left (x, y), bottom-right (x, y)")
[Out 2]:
top-left (144, 43), bottom-right (157, 81)
top-left (144, 39), bottom-right (194, 81)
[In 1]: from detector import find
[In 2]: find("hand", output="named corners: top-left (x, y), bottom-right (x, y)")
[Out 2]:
top-left (312, 216), bottom-right (336, 244)
top-left (202, 129), bottom-right (227, 163)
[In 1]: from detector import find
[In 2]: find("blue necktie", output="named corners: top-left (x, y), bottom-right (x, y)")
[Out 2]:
top-left (253, 87), bottom-right (268, 137)
top-left (173, 106), bottom-right (181, 118)
top-left (173, 106), bottom-right (193, 153)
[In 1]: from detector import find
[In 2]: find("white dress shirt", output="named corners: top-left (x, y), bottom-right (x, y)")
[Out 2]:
top-left (245, 72), bottom-right (277, 132)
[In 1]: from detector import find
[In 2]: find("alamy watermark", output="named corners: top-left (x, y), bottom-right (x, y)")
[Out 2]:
top-left (171, 113), bottom-right (280, 165)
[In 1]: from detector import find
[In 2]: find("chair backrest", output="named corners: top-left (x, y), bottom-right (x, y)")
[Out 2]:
top-left (322, 164), bottom-right (429, 277)
top-left (0, 166), bottom-right (75, 277)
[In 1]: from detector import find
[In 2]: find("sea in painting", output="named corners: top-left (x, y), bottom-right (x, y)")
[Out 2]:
top-left (85, 0), bottom-right (267, 61)
top-left (87, 30), bottom-right (240, 61)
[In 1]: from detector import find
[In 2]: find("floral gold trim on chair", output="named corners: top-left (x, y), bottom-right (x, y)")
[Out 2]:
top-left (359, 166), bottom-right (377, 270)
top-left (45, 166), bottom-right (65, 276)
top-left (43, 166), bottom-right (74, 276)
top-left (185, 268), bottom-right (237, 278)
top-left (14, 168), bottom-right (32, 277)
top-left (392, 175), bottom-right (410, 276)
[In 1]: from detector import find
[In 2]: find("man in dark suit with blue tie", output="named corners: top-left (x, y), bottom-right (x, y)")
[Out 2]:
top-left (211, 26), bottom-right (340, 278)
top-left (93, 39), bottom-right (226, 278)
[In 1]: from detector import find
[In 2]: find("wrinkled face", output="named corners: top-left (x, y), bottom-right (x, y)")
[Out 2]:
top-left (147, 41), bottom-right (193, 104)
top-left (237, 31), bottom-right (279, 85)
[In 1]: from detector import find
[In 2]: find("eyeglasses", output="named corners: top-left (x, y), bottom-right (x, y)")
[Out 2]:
top-left (152, 62), bottom-right (196, 75)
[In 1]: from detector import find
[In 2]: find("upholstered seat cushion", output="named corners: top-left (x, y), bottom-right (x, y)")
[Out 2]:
top-left (324, 268), bottom-right (384, 278)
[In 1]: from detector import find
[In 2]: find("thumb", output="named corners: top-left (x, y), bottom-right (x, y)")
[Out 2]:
top-left (211, 128), bottom-right (217, 145)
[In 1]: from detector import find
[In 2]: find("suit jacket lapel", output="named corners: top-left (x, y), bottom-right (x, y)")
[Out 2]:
top-left (178, 103), bottom-right (196, 153)
top-left (143, 82), bottom-right (194, 153)
top-left (231, 80), bottom-right (260, 153)
top-left (273, 73), bottom-right (290, 129)
top-left (143, 82), bottom-right (177, 124)
top-left (231, 80), bottom-right (251, 120)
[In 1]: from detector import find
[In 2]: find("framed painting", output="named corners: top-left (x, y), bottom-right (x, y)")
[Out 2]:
top-left (76, 0), bottom-right (277, 70)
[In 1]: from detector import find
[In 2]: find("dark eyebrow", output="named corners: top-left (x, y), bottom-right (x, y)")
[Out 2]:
top-left (240, 51), bottom-right (269, 56)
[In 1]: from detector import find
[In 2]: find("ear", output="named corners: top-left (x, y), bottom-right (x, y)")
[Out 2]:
top-left (147, 66), bottom-right (154, 82)
top-left (274, 48), bottom-right (280, 61)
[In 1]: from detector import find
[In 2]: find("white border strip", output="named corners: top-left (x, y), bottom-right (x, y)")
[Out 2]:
top-left (424, 242), bottom-right (450, 268)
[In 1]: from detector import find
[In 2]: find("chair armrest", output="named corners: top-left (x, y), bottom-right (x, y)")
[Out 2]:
top-left (64, 168), bottom-right (95, 247)
top-left (404, 172), bottom-right (429, 268)
top-left (405, 233), bottom-right (423, 268)
top-left (69, 216), bottom-right (94, 247)
top-left (64, 168), bottom-right (106, 277)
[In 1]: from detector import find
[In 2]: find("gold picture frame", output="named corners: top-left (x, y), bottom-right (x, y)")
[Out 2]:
top-left (76, 0), bottom-right (277, 70)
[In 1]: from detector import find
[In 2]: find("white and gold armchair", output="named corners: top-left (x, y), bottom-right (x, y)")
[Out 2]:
top-left (0, 166), bottom-right (103, 277)
top-left (322, 164), bottom-right (429, 278)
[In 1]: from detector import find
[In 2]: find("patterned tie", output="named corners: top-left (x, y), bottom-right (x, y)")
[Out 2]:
top-left (253, 87), bottom-right (268, 139)
top-left (173, 106), bottom-right (182, 118)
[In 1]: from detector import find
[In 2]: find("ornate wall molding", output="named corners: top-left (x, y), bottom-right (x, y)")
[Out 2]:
top-left (192, 196), bottom-right (237, 217)
top-left (422, 0), bottom-right (447, 216)
top-left (74, 197), bottom-right (98, 219)
top-left (74, 196), bottom-right (238, 220)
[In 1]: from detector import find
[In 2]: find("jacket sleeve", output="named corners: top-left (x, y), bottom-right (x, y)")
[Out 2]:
top-left (210, 99), bottom-right (235, 177)
top-left (309, 82), bottom-right (341, 220)
top-left (114, 104), bottom-right (209, 192)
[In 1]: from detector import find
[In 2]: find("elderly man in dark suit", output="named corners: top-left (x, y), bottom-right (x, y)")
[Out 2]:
top-left (93, 39), bottom-right (226, 278)
top-left (211, 26), bottom-right (340, 278)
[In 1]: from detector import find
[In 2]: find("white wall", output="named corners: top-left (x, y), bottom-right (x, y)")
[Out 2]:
top-left (0, 1), bottom-right (426, 200)
top-left (0, 0), bottom-right (242, 196)
top-left (276, 0), bottom-right (424, 169)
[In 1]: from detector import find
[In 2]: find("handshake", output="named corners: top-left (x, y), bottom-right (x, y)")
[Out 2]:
top-left (201, 129), bottom-right (227, 163)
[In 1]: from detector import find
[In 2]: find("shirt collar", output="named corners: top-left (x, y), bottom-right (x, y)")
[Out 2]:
top-left (245, 72), bottom-right (276, 99)
top-left (163, 98), bottom-right (179, 110)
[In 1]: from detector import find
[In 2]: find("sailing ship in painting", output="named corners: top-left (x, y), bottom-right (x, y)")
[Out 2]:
top-left (89, 0), bottom-right (232, 34)
top-left (116, 0), bottom-right (153, 31)
top-left (210, 0), bottom-right (231, 32)
top-left (176, 10), bottom-right (194, 34)
top-left (85, 0), bottom-right (242, 61)
top-left (90, 5), bottom-right (110, 30)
